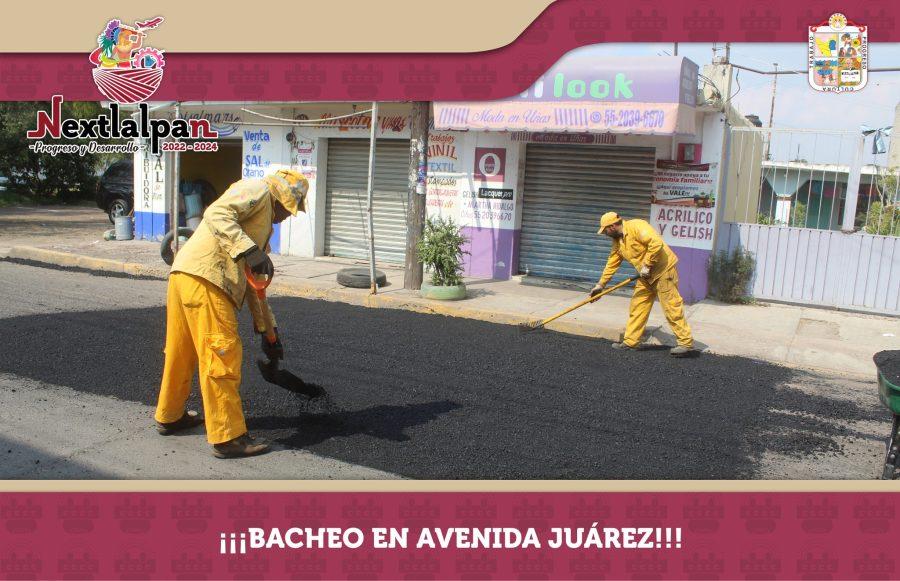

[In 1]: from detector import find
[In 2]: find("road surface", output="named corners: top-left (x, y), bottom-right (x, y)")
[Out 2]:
top-left (0, 260), bottom-right (889, 479)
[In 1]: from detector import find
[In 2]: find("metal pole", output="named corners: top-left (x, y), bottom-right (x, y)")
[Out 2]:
top-left (365, 101), bottom-right (379, 295)
top-left (765, 64), bottom-right (777, 160)
top-left (841, 133), bottom-right (866, 232)
top-left (172, 102), bottom-right (182, 254)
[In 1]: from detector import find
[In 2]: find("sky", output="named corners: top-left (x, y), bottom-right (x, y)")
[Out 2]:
top-left (569, 43), bottom-right (900, 166)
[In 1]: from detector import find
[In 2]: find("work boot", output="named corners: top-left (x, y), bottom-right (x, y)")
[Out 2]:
top-left (213, 433), bottom-right (270, 459)
top-left (611, 342), bottom-right (638, 350)
top-left (156, 410), bottom-right (204, 435)
top-left (670, 345), bottom-right (695, 358)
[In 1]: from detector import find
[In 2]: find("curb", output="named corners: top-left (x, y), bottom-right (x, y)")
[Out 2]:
top-left (3, 245), bottom-right (621, 342)
top-left (5, 246), bottom-right (169, 279)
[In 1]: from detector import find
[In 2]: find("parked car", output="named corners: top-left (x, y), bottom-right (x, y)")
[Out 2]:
top-left (95, 159), bottom-right (133, 223)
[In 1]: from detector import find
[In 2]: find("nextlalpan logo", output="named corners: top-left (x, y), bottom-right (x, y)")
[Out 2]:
top-left (89, 17), bottom-right (166, 104)
top-left (26, 17), bottom-right (219, 156)
top-left (27, 96), bottom-right (218, 156)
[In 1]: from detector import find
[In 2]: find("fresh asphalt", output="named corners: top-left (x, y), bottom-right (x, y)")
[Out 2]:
top-left (0, 260), bottom-right (887, 479)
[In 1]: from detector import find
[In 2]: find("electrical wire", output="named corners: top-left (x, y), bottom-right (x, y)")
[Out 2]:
top-left (240, 107), bottom-right (374, 124)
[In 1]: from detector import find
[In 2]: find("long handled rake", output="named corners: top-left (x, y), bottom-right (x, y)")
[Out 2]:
top-left (519, 275), bottom-right (639, 332)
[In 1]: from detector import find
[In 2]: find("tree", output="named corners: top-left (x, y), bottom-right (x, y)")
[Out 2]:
top-left (0, 101), bottom-right (119, 202)
top-left (858, 169), bottom-right (899, 236)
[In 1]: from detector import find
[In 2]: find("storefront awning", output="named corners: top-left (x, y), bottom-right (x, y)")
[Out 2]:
top-left (434, 55), bottom-right (699, 136)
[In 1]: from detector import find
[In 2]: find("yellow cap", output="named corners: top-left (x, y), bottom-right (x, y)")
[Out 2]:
top-left (598, 211), bottom-right (621, 234)
top-left (265, 169), bottom-right (309, 215)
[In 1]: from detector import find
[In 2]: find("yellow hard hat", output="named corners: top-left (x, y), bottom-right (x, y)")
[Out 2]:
top-left (598, 211), bottom-right (622, 234)
top-left (265, 169), bottom-right (309, 215)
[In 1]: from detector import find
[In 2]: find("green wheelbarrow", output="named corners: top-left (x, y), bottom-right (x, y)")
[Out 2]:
top-left (875, 350), bottom-right (900, 480)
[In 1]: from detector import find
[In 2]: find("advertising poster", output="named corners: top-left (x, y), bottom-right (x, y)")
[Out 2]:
top-left (650, 160), bottom-right (718, 251)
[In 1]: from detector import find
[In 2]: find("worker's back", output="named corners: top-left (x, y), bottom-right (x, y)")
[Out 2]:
top-left (171, 178), bottom-right (275, 307)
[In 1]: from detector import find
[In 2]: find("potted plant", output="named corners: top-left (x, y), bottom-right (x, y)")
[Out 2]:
top-left (417, 216), bottom-right (468, 300)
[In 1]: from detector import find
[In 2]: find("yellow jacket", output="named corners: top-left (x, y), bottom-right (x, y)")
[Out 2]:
top-left (598, 219), bottom-right (678, 287)
top-left (171, 178), bottom-right (277, 331)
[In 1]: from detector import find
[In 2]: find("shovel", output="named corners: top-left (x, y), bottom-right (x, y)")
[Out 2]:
top-left (519, 275), bottom-right (639, 332)
top-left (245, 266), bottom-right (326, 399)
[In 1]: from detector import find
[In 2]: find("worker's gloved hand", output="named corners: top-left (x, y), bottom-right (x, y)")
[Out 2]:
top-left (243, 246), bottom-right (274, 278)
top-left (639, 265), bottom-right (651, 279)
top-left (260, 328), bottom-right (284, 361)
top-left (590, 283), bottom-right (606, 297)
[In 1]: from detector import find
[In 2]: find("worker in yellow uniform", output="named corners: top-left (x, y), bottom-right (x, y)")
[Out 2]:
top-left (591, 212), bottom-right (695, 357)
top-left (153, 169), bottom-right (309, 458)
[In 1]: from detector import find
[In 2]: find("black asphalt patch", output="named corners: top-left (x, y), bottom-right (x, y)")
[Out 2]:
top-left (0, 287), bottom-right (881, 479)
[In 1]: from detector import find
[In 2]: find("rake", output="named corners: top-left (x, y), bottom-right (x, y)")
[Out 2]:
top-left (519, 275), bottom-right (639, 332)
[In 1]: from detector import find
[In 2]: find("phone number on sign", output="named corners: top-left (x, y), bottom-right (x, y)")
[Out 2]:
top-left (160, 141), bottom-right (219, 152)
top-left (589, 109), bottom-right (667, 129)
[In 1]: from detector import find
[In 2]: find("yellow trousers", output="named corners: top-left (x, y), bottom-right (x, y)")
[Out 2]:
top-left (623, 268), bottom-right (693, 348)
top-left (155, 272), bottom-right (247, 444)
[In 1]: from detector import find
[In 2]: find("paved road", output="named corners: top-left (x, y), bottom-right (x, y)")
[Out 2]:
top-left (0, 261), bottom-right (889, 479)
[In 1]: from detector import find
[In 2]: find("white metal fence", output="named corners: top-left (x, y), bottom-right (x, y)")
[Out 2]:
top-left (719, 127), bottom-right (899, 315)
top-left (726, 127), bottom-right (899, 235)
top-left (717, 222), bottom-right (900, 315)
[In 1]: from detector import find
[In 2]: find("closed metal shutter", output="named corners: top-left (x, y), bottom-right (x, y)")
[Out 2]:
top-left (325, 138), bottom-right (410, 263)
top-left (518, 143), bottom-right (656, 283)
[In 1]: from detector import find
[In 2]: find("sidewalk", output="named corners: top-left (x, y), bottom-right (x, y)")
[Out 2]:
top-left (1, 207), bottom-right (897, 378)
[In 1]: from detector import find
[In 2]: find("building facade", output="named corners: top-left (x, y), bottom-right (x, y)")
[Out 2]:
top-left (133, 55), bottom-right (732, 303)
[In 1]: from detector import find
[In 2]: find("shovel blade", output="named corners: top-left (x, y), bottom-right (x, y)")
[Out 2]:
top-left (257, 358), bottom-right (327, 399)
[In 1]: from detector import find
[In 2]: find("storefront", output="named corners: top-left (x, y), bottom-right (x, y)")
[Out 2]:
top-left (432, 53), bottom-right (722, 297)
top-left (132, 103), bottom-right (413, 259)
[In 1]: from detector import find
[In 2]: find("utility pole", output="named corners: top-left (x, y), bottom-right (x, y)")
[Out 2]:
top-left (365, 102), bottom-right (379, 294)
top-left (765, 63), bottom-right (778, 159)
top-left (673, 42), bottom-right (678, 56)
top-left (724, 42), bottom-right (730, 63)
top-left (404, 102), bottom-right (429, 290)
top-left (172, 102), bottom-right (181, 254)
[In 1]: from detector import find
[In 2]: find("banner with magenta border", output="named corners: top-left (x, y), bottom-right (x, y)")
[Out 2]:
top-left (1, 491), bottom-right (897, 579)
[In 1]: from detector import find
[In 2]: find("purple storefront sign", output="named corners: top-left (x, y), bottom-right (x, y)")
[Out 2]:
top-left (434, 56), bottom-right (698, 136)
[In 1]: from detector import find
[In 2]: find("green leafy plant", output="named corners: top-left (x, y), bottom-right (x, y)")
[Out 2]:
top-left (416, 216), bottom-right (468, 286)
top-left (756, 201), bottom-right (806, 227)
top-left (860, 201), bottom-right (900, 236)
top-left (790, 201), bottom-right (807, 227)
top-left (707, 246), bottom-right (756, 304)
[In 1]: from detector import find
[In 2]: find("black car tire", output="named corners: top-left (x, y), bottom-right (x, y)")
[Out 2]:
top-left (107, 197), bottom-right (133, 223)
top-left (160, 227), bottom-right (196, 266)
top-left (336, 267), bottom-right (387, 289)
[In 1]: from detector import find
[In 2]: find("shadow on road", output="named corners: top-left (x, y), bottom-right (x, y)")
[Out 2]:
top-left (0, 294), bottom-right (884, 479)
top-left (251, 400), bottom-right (462, 447)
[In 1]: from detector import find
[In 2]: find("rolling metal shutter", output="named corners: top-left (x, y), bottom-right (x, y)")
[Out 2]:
top-left (518, 143), bottom-right (656, 283)
top-left (325, 138), bottom-right (410, 263)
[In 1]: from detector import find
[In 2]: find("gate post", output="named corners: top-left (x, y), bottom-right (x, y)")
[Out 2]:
top-left (841, 133), bottom-right (865, 233)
